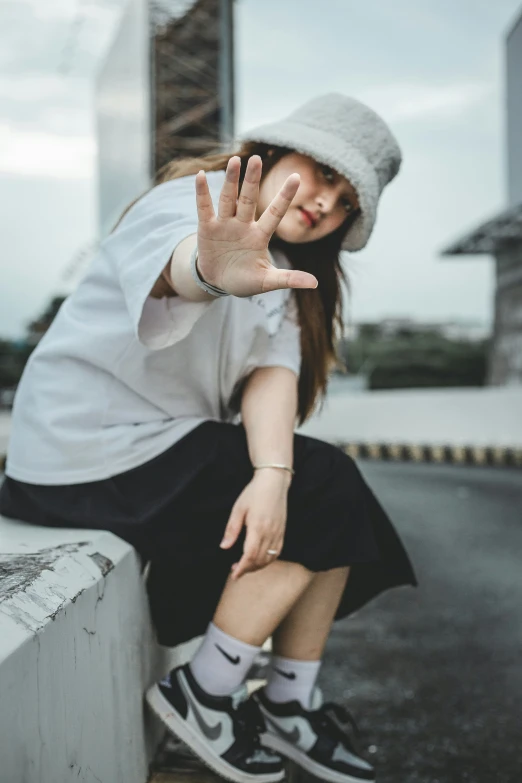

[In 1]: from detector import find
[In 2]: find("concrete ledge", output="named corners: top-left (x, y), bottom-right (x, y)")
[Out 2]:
top-left (0, 515), bottom-right (200, 783)
top-left (299, 386), bottom-right (522, 445)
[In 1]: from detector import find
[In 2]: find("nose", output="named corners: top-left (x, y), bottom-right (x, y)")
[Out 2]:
top-left (316, 188), bottom-right (337, 215)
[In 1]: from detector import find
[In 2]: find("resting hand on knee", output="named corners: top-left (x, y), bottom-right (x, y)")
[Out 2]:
top-left (219, 470), bottom-right (290, 579)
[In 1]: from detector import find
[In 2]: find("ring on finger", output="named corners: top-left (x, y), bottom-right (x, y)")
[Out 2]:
top-left (267, 549), bottom-right (278, 556)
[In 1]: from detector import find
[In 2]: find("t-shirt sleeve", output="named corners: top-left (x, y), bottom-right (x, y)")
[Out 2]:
top-left (256, 292), bottom-right (302, 377)
top-left (102, 171), bottom-right (225, 350)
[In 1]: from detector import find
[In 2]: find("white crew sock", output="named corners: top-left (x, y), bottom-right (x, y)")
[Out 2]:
top-left (189, 622), bottom-right (262, 696)
top-left (265, 654), bottom-right (322, 709)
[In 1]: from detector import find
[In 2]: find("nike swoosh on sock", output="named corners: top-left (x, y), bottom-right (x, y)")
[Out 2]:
top-left (273, 667), bottom-right (296, 680)
top-left (215, 644), bottom-right (241, 665)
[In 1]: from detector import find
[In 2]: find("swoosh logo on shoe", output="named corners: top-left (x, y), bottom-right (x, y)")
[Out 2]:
top-left (215, 644), bottom-right (240, 665)
top-left (264, 714), bottom-right (300, 744)
top-left (273, 667), bottom-right (296, 680)
top-left (178, 672), bottom-right (223, 740)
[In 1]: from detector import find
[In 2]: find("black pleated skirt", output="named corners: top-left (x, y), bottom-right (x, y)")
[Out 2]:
top-left (0, 420), bottom-right (417, 646)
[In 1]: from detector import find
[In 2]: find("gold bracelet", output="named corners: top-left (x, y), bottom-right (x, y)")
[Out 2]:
top-left (253, 463), bottom-right (295, 475)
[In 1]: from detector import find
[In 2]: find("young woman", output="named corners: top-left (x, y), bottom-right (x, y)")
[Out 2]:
top-left (0, 94), bottom-right (416, 783)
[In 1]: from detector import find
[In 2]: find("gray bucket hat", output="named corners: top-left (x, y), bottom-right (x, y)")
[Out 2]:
top-left (241, 93), bottom-right (402, 251)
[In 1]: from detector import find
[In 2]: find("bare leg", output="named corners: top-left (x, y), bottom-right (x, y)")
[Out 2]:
top-left (213, 560), bottom-right (314, 646)
top-left (273, 567), bottom-right (350, 660)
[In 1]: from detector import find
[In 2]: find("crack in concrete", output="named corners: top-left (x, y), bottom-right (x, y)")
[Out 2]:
top-left (0, 543), bottom-right (114, 631)
top-left (88, 552), bottom-right (114, 577)
top-left (0, 543), bottom-right (90, 601)
top-left (86, 764), bottom-right (103, 783)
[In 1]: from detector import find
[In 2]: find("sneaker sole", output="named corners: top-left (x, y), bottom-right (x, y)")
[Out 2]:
top-left (146, 684), bottom-right (285, 783)
top-left (261, 732), bottom-right (375, 783)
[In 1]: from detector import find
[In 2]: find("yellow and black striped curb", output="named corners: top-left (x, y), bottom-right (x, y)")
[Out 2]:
top-left (337, 442), bottom-right (522, 468)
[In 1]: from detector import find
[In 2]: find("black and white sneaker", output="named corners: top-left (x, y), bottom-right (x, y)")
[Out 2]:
top-left (254, 686), bottom-right (375, 783)
top-left (146, 664), bottom-right (285, 783)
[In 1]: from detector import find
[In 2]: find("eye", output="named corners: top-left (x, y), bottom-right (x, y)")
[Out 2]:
top-left (341, 197), bottom-right (356, 215)
top-left (320, 164), bottom-right (335, 183)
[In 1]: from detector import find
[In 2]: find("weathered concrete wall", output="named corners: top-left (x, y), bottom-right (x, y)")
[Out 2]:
top-left (0, 516), bottom-right (199, 783)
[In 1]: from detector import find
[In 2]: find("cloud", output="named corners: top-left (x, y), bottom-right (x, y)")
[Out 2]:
top-left (0, 0), bottom-right (122, 77)
top-left (0, 73), bottom-right (76, 102)
top-left (0, 74), bottom-right (93, 150)
top-left (0, 122), bottom-right (94, 179)
top-left (0, 173), bottom-right (94, 338)
top-left (237, 79), bottom-right (493, 137)
top-left (360, 82), bottom-right (494, 124)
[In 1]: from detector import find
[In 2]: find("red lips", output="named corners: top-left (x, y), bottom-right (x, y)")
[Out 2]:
top-left (299, 208), bottom-right (317, 227)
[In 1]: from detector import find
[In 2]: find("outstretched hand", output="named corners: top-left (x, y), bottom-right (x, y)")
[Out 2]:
top-left (195, 155), bottom-right (318, 297)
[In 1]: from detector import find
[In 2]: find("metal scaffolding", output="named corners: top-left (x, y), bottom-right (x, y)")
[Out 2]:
top-left (152, 0), bottom-right (235, 171)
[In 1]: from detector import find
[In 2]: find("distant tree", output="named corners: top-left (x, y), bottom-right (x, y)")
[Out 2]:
top-left (0, 340), bottom-right (32, 389)
top-left (0, 295), bottom-right (67, 393)
top-left (26, 296), bottom-right (67, 346)
top-left (339, 329), bottom-right (488, 389)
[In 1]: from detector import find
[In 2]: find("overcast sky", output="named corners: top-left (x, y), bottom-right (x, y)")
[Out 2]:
top-left (1, 0), bottom-right (521, 338)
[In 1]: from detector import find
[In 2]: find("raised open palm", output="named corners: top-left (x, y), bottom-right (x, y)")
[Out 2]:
top-left (195, 155), bottom-right (318, 297)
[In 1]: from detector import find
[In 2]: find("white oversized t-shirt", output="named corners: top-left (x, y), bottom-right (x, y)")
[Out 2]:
top-left (6, 171), bottom-right (301, 485)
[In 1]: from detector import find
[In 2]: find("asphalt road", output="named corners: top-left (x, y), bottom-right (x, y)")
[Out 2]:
top-left (2, 460), bottom-right (521, 783)
top-left (320, 460), bottom-right (522, 783)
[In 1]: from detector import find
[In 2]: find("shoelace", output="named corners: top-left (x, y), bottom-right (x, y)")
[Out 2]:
top-left (313, 702), bottom-right (362, 752)
top-left (233, 698), bottom-right (267, 750)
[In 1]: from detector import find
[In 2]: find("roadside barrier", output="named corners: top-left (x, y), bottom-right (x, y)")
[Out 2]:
top-left (338, 442), bottom-right (522, 467)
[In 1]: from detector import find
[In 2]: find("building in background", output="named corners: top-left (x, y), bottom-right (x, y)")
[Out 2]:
top-left (96, 0), bottom-right (152, 238)
top-left (24, 0), bottom-right (236, 351)
top-left (153, 0), bottom-right (235, 171)
top-left (442, 7), bottom-right (522, 386)
top-left (0, 0), bottom-right (237, 396)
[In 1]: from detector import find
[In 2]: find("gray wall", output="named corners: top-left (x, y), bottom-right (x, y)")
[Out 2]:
top-left (96, 0), bottom-right (152, 238)
top-left (489, 241), bottom-right (522, 384)
top-left (507, 10), bottom-right (522, 207)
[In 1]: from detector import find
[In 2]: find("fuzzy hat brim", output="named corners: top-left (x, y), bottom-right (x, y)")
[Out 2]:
top-left (241, 120), bottom-right (380, 251)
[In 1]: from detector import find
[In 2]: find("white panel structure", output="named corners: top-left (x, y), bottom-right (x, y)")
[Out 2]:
top-left (96, 0), bottom-right (152, 238)
top-left (442, 7), bottom-right (522, 386)
top-left (507, 10), bottom-right (522, 207)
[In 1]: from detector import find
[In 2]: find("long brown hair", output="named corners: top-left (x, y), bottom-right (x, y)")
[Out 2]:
top-left (153, 143), bottom-right (356, 424)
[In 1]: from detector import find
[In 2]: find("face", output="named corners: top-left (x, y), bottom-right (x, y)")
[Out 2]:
top-left (257, 152), bottom-right (360, 243)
